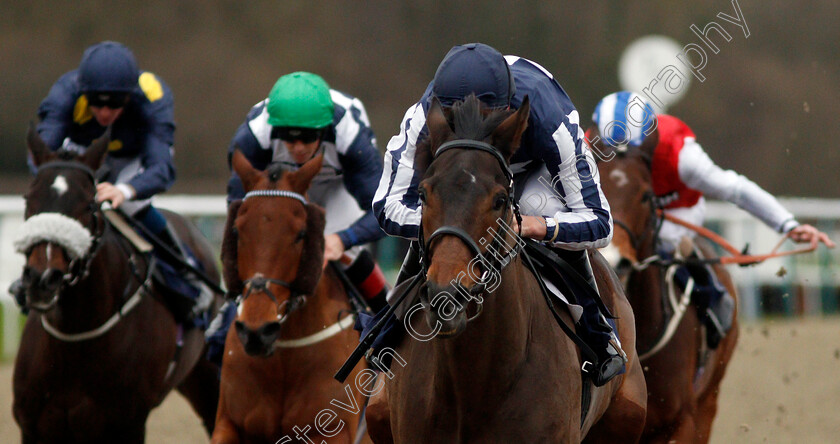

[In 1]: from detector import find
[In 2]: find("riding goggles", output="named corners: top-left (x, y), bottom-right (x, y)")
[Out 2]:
top-left (86, 92), bottom-right (130, 109)
top-left (272, 126), bottom-right (323, 144)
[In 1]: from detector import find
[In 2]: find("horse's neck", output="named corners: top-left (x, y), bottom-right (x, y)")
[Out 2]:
top-left (628, 244), bottom-right (668, 350)
top-left (430, 261), bottom-right (536, 392)
top-left (279, 267), bottom-right (347, 339)
top-left (49, 233), bottom-right (141, 333)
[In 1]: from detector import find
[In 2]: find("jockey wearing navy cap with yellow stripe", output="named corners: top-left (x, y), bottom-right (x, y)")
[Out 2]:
top-left (373, 43), bottom-right (624, 386)
top-left (591, 91), bottom-right (835, 347)
top-left (12, 41), bottom-right (213, 322)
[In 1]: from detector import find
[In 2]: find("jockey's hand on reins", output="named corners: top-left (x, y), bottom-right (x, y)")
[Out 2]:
top-left (788, 224), bottom-right (835, 248)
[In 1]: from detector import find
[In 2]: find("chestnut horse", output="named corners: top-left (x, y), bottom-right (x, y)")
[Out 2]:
top-left (13, 128), bottom-right (221, 443)
top-left (212, 151), bottom-right (370, 443)
top-left (595, 143), bottom-right (739, 443)
top-left (367, 95), bottom-right (647, 443)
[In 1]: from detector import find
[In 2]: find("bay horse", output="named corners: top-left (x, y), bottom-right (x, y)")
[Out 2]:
top-left (13, 127), bottom-right (222, 442)
top-left (212, 151), bottom-right (370, 444)
top-left (367, 95), bottom-right (647, 443)
top-left (594, 141), bottom-right (739, 443)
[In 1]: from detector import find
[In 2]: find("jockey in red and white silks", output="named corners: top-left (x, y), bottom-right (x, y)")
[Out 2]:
top-left (592, 91), bottom-right (833, 253)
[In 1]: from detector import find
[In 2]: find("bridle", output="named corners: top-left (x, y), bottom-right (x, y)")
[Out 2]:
top-left (612, 190), bottom-right (661, 252)
top-left (419, 139), bottom-right (523, 303)
top-left (238, 189), bottom-right (312, 324)
top-left (23, 160), bottom-right (107, 302)
top-left (22, 157), bottom-right (154, 341)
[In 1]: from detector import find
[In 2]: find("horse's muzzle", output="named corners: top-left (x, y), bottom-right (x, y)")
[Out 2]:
top-left (22, 266), bottom-right (64, 312)
top-left (421, 281), bottom-right (478, 338)
top-left (235, 320), bottom-right (281, 357)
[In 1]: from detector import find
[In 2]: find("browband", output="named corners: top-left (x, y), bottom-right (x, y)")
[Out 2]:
top-left (243, 190), bottom-right (308, 206)
top-left (37, 160), bottom-right (97, 184)
top-left (436, 139), bottom-right (513, 183)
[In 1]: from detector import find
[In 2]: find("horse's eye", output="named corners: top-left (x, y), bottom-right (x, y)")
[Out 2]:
top-left (493, 194), bottom-right (508, 211)
top-left (295, 230), bottom-right (306, 243)
top-left (418, 187), bottom-right (427, 203)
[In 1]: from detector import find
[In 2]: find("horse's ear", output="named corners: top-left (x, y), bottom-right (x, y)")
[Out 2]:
top-left (27, 122), bottom-right (54, 167)
top-left (232, 148), bottom-right (262, 192)
top-left (491, 95), bottom-right (530, 161)
top-left (426, 96), bottom-right (453, 157)
top-left (81, 126), bottom-right (111, 170)
top-left (287, 154), bottom-right (323, 195)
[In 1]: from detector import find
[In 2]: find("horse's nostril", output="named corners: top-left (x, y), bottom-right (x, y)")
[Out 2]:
top-left (260, 322), bottom-right (281, 338)
top-left (234, 320), bottom-right (245, 333)
top-left (43, 269), bottom-right (63, 288)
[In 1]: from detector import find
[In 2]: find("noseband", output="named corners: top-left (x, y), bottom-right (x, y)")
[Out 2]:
top-left (239, 189), bottom-right (312, 322)
top-left (25, 160), bottom-right (106, 294)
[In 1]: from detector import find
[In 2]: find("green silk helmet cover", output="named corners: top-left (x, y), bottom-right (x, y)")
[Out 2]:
top-left (267, 72), bottom-right (334, 129)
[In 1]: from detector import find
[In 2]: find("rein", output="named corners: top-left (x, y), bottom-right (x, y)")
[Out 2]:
top-left (40, 256), bottom-right (155, 342)
top-left (659, 211), bottom-right (817, 265)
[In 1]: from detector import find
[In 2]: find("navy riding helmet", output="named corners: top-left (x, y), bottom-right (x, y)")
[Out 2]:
top-left (432, 43), bottom-right (516, 108)
top-left (78, 41), bottom-right (139, 93)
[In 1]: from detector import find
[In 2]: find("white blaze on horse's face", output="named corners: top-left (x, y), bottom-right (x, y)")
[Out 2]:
top-left (462, 169), bottom-right (477, 184)
top-left (609, 169), bottom-right (629, 188)
top-left (51, 175), bottom-right (69, 197)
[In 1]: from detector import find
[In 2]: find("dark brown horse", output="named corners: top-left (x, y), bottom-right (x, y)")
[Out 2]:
top-left (13, 128), bottom-right (222, 443)
top-left (212, 151), bottom-right (370, 444)
top-left (594, 141), bottom-right (739, 443)
top-left (367, 95), bottom-right (647, 443)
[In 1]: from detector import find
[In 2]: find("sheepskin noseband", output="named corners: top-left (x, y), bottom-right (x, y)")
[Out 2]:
top-left (15, 212), bottom-right (93, 260)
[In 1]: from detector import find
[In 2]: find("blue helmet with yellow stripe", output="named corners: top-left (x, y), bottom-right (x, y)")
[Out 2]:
top-left (78, 41), bottom-right (139, 93)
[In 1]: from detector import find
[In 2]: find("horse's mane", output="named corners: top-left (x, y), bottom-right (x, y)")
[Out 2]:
top-left (417, 95), bottom-right (513, 164)
top-left (265, 163), bottom-right (286, 183)
top-left (449, 95), bottom-right (511, 141)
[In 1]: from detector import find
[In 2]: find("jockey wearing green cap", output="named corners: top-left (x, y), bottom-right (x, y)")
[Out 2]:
top-left (225, 71), bottom-right (387, 307)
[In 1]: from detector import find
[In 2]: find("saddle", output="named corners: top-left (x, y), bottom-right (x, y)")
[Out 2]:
top-left (105, 209), bottom-right (209, 327)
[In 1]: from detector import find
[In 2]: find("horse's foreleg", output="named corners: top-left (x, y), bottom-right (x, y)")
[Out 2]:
top-left (667, 408), bottom-right (699, 444)
top-left (692, 388), bottom-right (722, 444)
top-left (177, 356), bottom-right (221, 435)
top-left (211, 415), bottom-right (241, 444)
top-left (211, 396), bottom-right (241, 444)
top-left (584, 358), bottom-right (648, 444)
top-left (364, 383), bottom-right (393, 444)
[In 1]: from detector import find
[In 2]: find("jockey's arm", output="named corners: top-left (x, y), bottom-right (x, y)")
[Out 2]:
top-left (372, 103), bottom-right (426, 240)
top-left (36, 72), bottom-right (77, 151)
top-left (225, 104), bottom-right (274, 203)
top-left (677, 141), bottom-right (834, 247)
top-left (334, 98), bottom-right (386, 250)
top-left (532, 117), bottom-right (613, 250)
top-left (679, 141), bottom-right (797, 232)
top-left (123, 86), bottom-right (176, 201)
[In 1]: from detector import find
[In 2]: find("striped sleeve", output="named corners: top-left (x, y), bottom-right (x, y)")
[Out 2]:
top-left (543, 109), bottom-right (613, 250)
top-left (330, 91), bottom-right (386, 247)
top-left (372, 102), bottom-right (428, 240)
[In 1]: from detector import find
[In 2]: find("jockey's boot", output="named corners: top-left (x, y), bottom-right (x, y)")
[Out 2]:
top-left (205, 300), bottom-right (238, 368)
top-left (555, 249), bottom-right (626, 387)
top-left (686, 261), bottom-right (734, 349)
top-left (7, 278), bottom-right (28, 314)
top-left (344, 249), bottom-right (389, 313)
top-left (155, 223), bottom-right (214, 318)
